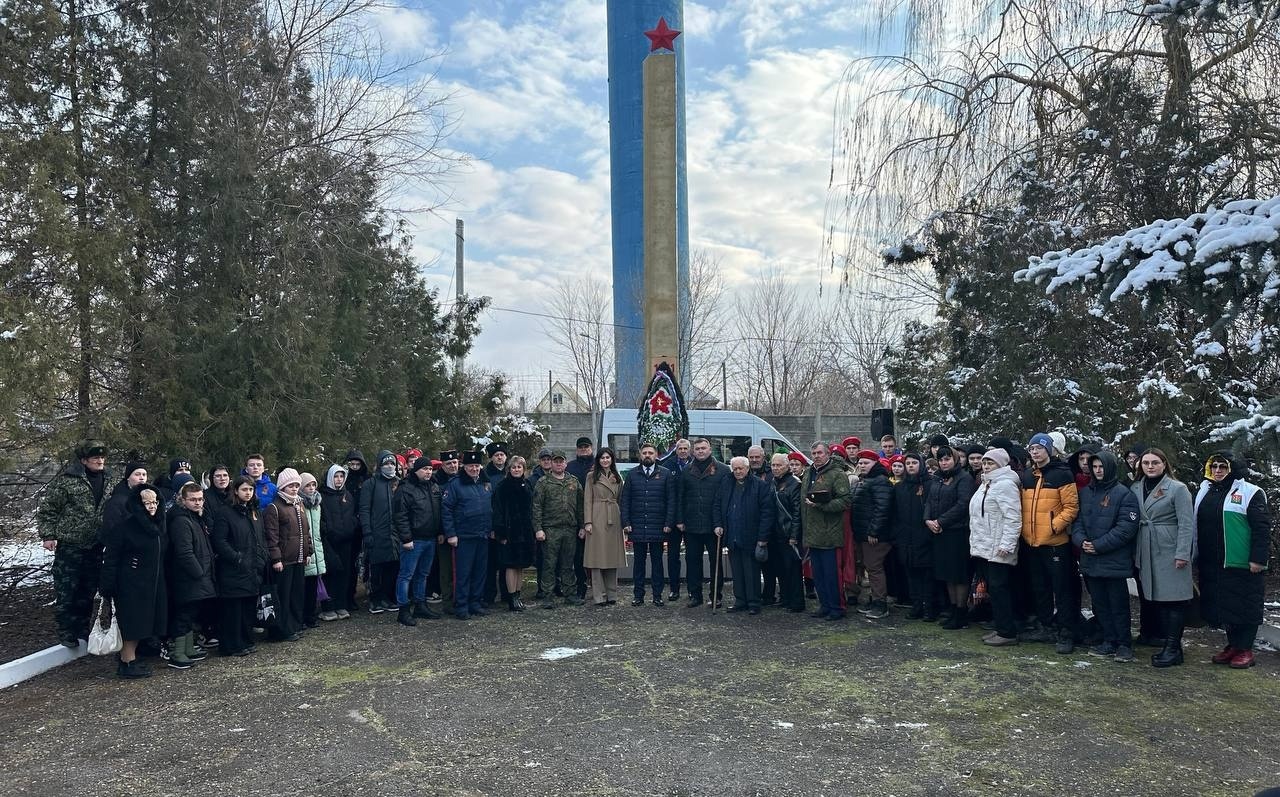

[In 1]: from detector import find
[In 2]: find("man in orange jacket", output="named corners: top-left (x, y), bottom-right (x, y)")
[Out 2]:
top-left (1020, 433), bottom-right (1081, 653)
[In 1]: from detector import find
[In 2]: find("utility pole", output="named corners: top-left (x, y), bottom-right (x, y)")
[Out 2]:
top-left (721, 360), bottom-right (727, 409)
top-left (454, 218), bottom-right (464, 376)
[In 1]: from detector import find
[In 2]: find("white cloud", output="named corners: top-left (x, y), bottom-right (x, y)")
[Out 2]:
top-left (392, 4), bottom-right (880, 383)
top-left (684, 2), bottom-right (729, 39)
top-left (722, 0), bottom-right (855, 50)
top-left (370, 5), bottom-right (437, 52)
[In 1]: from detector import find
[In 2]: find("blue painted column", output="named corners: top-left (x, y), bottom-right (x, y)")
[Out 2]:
top-left (606, 1), bottom-right (690, 407)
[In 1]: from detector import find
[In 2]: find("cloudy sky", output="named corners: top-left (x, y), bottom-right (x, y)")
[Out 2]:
top-left (373, 0), bottom-right (902, 404)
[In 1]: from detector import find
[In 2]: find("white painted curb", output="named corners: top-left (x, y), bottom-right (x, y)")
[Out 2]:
top-left (0, 641), bottom-right (87, 689)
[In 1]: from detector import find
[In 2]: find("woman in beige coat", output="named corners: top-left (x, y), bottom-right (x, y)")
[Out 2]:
top-left (583, 447), bottom-right (628, 606)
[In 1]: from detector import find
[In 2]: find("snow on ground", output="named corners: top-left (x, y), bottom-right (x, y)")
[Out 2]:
top-left (0, 535), bottom-right (53, 586)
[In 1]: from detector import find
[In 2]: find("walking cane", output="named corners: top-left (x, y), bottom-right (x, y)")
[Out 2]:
top-left (710, 536), bottom-right (721, 614)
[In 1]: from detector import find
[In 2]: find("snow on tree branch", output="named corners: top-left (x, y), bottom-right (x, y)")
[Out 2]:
top-left (1016, 196), bottom-right (1280, 308)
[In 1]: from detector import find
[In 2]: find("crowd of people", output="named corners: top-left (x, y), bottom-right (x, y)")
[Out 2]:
top-left (34, 429), bottom-right (1272, 679)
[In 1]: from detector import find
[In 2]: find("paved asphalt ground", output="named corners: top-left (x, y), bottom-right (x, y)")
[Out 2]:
top-left (2, 596), bottom-right (1279, 797)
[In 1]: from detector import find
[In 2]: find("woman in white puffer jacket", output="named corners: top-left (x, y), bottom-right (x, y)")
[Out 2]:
top-left (969, 448), bottom-right (1023, 647)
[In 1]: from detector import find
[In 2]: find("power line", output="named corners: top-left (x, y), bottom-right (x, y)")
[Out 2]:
top-left (442, 301), bottom-right (896, 347)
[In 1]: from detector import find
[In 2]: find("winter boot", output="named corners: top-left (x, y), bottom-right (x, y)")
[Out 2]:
top-left (507, 591), bottom-right (527, 612)
top-left (397, 604), bottom-right (417, 627)
top-left (413, 600), bottom-right (440, 619)
top-left (166, 637), bottom-right (194, 670)
top-left (941, 606), bottom-right (968, 630)
top-left (185, 633), bottom-right (208, 661)
top-left (1151, 606), bottom-right (1185, 668)
top-left (907, 602), bottom-right (925, 620)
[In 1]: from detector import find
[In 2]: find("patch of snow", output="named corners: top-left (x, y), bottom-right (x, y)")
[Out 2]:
top-left (538, 643), bottom-right (622, 661)
top-left (1073, 661), bottom-right (1093, 668)
top-left (773, 721), bottom-right (795, 729)
top-left (348, 710), bottom-right (368, 724)
top-left (229, 728), bottom-right (247, 733)
top-left (1193, 341), bottom-right (1225, 357)
top-left (298, 703), bottom-right (311, 709)
top-left (0, 325), bottom-right (22, 340)
top-left (895, 722), bottom-right (929, 729)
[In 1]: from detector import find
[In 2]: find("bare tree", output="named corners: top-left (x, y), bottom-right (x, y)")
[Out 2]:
top-left (251, 1), bottom-right (464, 206)
top-left (541, 276), bottom-right (614, 411)
top-left (678, 248), bottom-right (728, 398)
top-left (822, 1), bottom-right (1280, 296)
top-left (811, 273), bottom-right (907, 413)
top-left (728, 270), bottom-right (822, 414)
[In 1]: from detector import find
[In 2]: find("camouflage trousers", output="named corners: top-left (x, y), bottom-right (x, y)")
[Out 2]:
top-left (51, 542), bottom-right (102, 645)
top-left (538, 526), bottom-right (577, 599)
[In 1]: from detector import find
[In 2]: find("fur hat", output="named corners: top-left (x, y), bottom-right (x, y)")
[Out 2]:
top-left (461, 451), bottom-right (483, 466)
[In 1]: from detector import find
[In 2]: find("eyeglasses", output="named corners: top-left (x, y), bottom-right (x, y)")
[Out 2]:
top-left (141, 500), bottom-right (159, 507)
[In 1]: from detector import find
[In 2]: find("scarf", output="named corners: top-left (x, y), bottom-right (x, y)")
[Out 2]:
top-left (301, 491), bottom-right (321, 509)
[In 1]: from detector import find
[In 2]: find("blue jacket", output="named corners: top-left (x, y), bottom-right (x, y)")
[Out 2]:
top-left (443, 470), bottom-right (494, 541)
top-left (620, 464), bottom-right (676, 543)
top-left (713, 476), bottom-right (775, 549)
top-left (1070, 451), bottom-right (1139, 579)
top-left (252, 472), bottom-right (277, 510)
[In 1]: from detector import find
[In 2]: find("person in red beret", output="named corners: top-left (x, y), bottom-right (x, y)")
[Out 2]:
top-left (843, 436), bottom-right (862, 450)
top-left (394, 453), bottom-right (408, 479)
top-left (786, 451), bottom-right (807, 479)
top-left (829, 444), bottom-right (849, 463)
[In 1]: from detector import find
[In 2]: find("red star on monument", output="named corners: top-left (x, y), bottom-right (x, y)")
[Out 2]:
top-left (648, 388), bottom-right (673, 415)
top-left (644, 17), bottom-right (681, 52)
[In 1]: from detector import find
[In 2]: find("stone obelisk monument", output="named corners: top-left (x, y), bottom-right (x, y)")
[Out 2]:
top-left (642, 19), bottom-right (681, 380)
top-left (605, 2), bottom-right (690, 406)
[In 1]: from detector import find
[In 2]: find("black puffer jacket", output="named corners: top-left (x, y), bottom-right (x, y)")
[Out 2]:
top-left (394, 472), bottom-right (442, 543)
top-left (359, 450), bottom-right (399, 565)
top-left (621, 465), bottom-right (677, 543)
top-left (927, 464), bottom-right (976, 584)
top-left (319, 468), bottom-right (358, 545)
top-left (892, 456), bottom-right (932, 569)
top-left (676, 458), bottom-right (729, 536)
top-left (1070, 451), bottom-right (1139, 579)
top-left (850, 461), bottom-right (893, 543)
top-left (210, 501), bottom-right (268, 598)
top-left (167, 505), bottom-right (216, 604)
top-left (926, 465), bottom-right (975, 533)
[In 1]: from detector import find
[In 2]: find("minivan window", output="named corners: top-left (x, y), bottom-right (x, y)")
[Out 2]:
top-left (608, 434), bottom-right (639, 465)
top-left (706, 435), bottom-right (752, 462)
top-left (761, 437), bottom-right (794, 457)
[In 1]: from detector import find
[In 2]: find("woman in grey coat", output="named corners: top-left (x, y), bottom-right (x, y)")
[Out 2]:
top-left (1130, 448), bottom-right (1194, 668)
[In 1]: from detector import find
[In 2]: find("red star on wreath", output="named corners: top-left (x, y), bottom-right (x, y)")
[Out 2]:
top-left (644, 17), bottom-right (681, 52)
top-left (648, 388), bottom-right (673, 415)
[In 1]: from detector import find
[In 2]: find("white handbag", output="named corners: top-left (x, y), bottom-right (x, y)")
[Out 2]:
top-left (87, 593), bottom-right (122, 656)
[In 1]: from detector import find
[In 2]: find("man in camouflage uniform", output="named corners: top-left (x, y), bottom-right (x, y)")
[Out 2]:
top-left (532, 451), bottom-right (585, 609)
top-left (37, 441), bottom-right (113, 647)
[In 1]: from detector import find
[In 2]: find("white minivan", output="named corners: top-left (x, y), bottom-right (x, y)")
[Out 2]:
top-left (599, 408), bottom-right (808, 471)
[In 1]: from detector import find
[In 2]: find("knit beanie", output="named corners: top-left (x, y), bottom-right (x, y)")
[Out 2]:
top-left (275, 467), bottom-right (302, 491)
top-left (982, 448), bottom-right (1011, 468)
